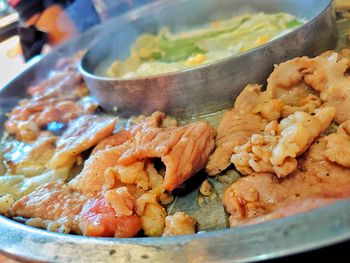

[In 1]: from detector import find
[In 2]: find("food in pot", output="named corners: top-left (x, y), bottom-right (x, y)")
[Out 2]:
top-left (106, 13), bottom-right (303, 78)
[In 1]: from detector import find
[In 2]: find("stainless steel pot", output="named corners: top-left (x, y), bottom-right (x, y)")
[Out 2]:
top-left (80, 0), bottom-right (336, 118)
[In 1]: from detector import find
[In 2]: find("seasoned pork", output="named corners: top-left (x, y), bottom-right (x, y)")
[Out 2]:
top-left (224, 136), bottom-right (350, 227)
top-left (119, 121), bottom-right (215, 191)
top-left (229, 198), bottom-right (339, 227)
top-left (231, 107), bottom-right (335, 177)
top-left (10, 182), bottom-right (86, 223)
top-left (325, 121), bottom-right (350, 168)
top-left (48, 115), bottom-right (117, 168)
top-left (267, 51), bottom-right (350, 124)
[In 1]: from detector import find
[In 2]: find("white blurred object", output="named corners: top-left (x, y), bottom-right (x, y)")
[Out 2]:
top-left (0, 0), bottom-right (6, 13)
top-left (0, 36), bottom-right (30, 88)
top-left (0, 13), bottom-right (18, 28)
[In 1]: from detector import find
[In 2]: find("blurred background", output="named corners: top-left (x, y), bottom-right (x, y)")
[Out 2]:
top-left (0, 0), bottom-right (158, 86)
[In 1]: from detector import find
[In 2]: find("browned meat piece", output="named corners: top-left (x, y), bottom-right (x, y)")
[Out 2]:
top-left (71, 113), bottom-right (215, 193)
top-left (48, 115), bottom-right (117, 168)
top-left (325, 121), bottom-right (350, 168)
top-left (91, 131), bottom-right (131, 155)
top-left (5, 64), bottom-right (95, 141)
top-left (118, 121), bottom-right (215, 191)
top-left (229, 198), bottom-right (339, 227)
top-left (223, 137), bottom-right (350, 227)
top-left (266, 56), bottom-right (314, 95)
top-left (127, 111), bottom-right (166, 135)
top-left (69, 146), bottom-right (126, 195)
top-left (231, 107), bottom-right (335, 177)
top-left (27, 71), bottom-right (85, 99)
top-left (5, 98), bottom-right (97, 138)
top-left (11, 111), bottom-right (214, 234)
top-left (10, 181), bottom-right (142, 237)
top-left (266, 51), bottom-right (350, 124)
top-left (10, 182), bottom-right (87, 224)
top-left (206, 111), bottom-right (267, 175)
top-left (303, 53), bottom-right (350, 124)
top-left (35, 100), bottom-right (97, 127)
top-left (233, 84), bottom-right (264, 112)
top-left (206, 79), bottom-right (326, 176)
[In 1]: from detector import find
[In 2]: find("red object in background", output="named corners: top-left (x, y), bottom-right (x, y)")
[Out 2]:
top-left (8, 0), bottom-right (21, 8)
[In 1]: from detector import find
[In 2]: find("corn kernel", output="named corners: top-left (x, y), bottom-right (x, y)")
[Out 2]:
top-left (240, 46), bottom-right (248, 52)
top-left (256, 35), bottom-right (268, 45)
top-left (185, 53), bottom-right (206, 66)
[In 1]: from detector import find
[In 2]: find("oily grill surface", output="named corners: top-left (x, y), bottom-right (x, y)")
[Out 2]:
top-left (1, 3), bottom-right (350, 263)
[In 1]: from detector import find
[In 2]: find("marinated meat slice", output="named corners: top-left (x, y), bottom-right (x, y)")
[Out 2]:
top-left (5, 98), bottom-right (69, 134)
top-left (206, 111), bottom-right (267, 175)
top-left (5, 66), bottom-right (95, 141)
top-left (69, 146), bottom-right (126, 195)
top-left (234, 84), bottom-right (264, 112)
top-left (71, 118), bottom-right (214, 193)
top-left (10, 182), bottom-right (142, 237)
top-left (206, 85), bottom-right (271, 176)
top-left (281, 93), bottom-right (322, 117)
top-left (266, 51), bottom-right (350, 124)
top-left (206, 81), bottom-right (322, 176)
top-left (229, 198), bottom-right (339, 227)
top-left (118, 121), bottom-right (215, 191)
top-left (127, 111), bottom-right (166, 135)
top-left (79, 196), bottom-right (142, 237)
top-left (48, 115), bottom-right (117, 168)
top-left (304, 53), bottom-right (350, 124)
top-left (5, 98), bottom-right (97, 138)
top-left (91, 130), bottom-right (131, 155)
top-left (261, 59), bottom-right (322, 118)
top-left (7, 111), bottom-right (214, 237)
top-left (266, 56), bottom-right (314, 95)
top-left (325, 121), bottom-right (350, 168)
top-left (223, 137), bottom-right (350, 227)
top-left (27, 71), bottom-right (85, 99)
top-left (10, 182), bottom-right (87, 223)
top-left (34, 99), bottom-right (97, 127)
top-left (231, 107), bottom-right (335, 177)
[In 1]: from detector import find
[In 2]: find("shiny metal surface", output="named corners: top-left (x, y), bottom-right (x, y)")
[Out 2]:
top-left (1, 200), bottom-right (350, 262)
top-left (80, 0), bottom-right (336, 118)
top-left (2, 0), bottom-right (350, 262)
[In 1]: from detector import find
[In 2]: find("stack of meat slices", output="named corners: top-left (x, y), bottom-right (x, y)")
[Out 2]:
top-left (207, 50), bottom-right (350, 227)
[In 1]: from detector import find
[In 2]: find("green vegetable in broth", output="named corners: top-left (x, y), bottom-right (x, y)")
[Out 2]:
top-left (107, 12), bottom-right (304, 79)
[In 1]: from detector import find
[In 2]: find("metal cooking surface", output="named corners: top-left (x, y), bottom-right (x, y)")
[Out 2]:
top-left (1, 0), bottom-right (350, 262)
top-left (1, 200), bottom-right (350, 262)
